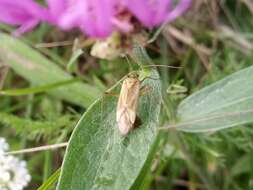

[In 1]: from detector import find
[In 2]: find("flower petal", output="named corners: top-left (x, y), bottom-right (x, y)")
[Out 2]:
top-left (0, 0), bottom-right (48, 34)
top-left (46, 0), bottom-right (68, 24)
top-left (58, 0), bottom-right (119, 38)
top-left (125, 0), bottom-right (191, 27)
top-left (166, 0), bottom-right (191, 22)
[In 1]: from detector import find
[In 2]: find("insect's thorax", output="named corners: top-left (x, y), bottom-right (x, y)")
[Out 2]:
top-left (124, 77), bottom-right (140, 89)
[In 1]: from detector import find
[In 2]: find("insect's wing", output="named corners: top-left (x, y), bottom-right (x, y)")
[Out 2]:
top-left (116, 80), bottom-right (140, 122)
top-left (117, 108), bottom-right (136, 135)
top-left (117, 79), bottom-right (140, 135)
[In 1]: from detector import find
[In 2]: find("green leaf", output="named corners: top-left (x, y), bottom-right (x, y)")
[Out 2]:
top-left (0, 112), bottom-right (74, 139)
top-left (0, 78), bottom-right (79, 96)
top-left (67, 49), bottom-right (83, 72)
top-left (0, 32), bottom-right (101, 107)
top-left (37, 168), bottom-right (61, 190)
top-left (57, 70), bottom-right (162, 190)
top-left (130, 132), bottom-right (162, 190)
top-left (176, 65), bottom-right (253, 132)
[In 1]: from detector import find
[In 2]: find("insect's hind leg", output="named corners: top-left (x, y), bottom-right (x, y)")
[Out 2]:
top-left (104, 91), bottom-right (119, 97)
top-left (140, 76), bottom-right (160, 83)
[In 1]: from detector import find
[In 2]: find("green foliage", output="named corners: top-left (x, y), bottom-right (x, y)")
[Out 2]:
top-left (0, 112), bottom-right (74, 139)
top-left (37, 168), bottom-right (61, 190)
top-left (0, 32), bottom-right (102, 107)
top-left (176, 64), bottom-right (253, 132)
top-left (57, 70), bottom-right (162, 190)
top-left (1, 1), bottom-right (253, 190)
top-left (0, 79), bottom-right (80, 96)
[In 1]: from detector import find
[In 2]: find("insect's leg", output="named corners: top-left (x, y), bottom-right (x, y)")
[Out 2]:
top-left (140, 76), bottom-right (160, 83)
top-left (144, 76), bottom-right (160, 81)
top-left (104, 81), bottom-right (123, 97)
top-left (104, 91), bottom-right (119, 97)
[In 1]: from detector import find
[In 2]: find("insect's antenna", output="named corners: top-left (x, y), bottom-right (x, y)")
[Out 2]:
top-left (122, 54), bottom-right (136, 72)
top-left (143, 65), bottom-right (182, 69)
top-left (124, 55), bottom-right (130, 65)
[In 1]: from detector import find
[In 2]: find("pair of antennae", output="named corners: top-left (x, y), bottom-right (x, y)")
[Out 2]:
top-left (124, 57), bottom-right (182, 69)
top-left (123, 46), bottom-right (182, 70)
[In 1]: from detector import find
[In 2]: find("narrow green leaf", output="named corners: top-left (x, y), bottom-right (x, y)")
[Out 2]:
top-left (0, 78), bottom-right (79, 96)
top-left (37, 168), bottom-right (61, 190)
top-left (176, 65), bottom-right (253, 132)
top-left (67, 49), bottom-right (83, 72)
top-left (130, 132), bottom-right (162, 190)
top-left (0, 32), bottom-right (102, 107)
top-left (57, 70), bottom-right (162, 190)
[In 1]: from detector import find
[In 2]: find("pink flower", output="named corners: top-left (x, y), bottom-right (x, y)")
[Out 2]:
top-left (59, 0), bottom-right (118, 37)
top-left (124, 0), bottom-right (192, 27)
top-left (0, 0), bottom-right (191, 38)
top-left (45, 0), bottom-right (68, 25)
top-left (0, 0), bottom-right (48, 35)
top-left (48, 0), bottom-right (191, 37)
top-left (49, 0), bottom-right (132, 38)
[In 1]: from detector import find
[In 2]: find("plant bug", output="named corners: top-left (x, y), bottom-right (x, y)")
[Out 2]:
top-left (110, 46), bottom-right (181, 136)
top-left (116, 72), bottom-right (142, 136)
top-left (116, 67), bottom-right (177, 136)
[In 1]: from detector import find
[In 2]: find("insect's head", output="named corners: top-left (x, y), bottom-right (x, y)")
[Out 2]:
top-left (127, 72), bottom-right (139, 79)
top-left (124, 72), bottom-right (140, 88)
top-left (126, 69), bottom-right (152, 82)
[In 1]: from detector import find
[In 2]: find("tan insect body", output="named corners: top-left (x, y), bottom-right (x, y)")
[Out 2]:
top-left (116, 75), bottom-right (141, 136)
top-left (115, 63), bottom-right (178, 135)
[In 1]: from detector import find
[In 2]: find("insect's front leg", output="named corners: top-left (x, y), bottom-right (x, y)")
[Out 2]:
top-left (104, 91), bottom-right (119, 97)
top-left (104, 81), bottom-right (123, 97)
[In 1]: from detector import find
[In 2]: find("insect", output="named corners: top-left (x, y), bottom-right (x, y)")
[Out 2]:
top-left (114, 45), bottom-right (181, 135)
top-left (115, 66), bottom-right (181, 135)
top-left (116, 73), bottom-right (142, 136)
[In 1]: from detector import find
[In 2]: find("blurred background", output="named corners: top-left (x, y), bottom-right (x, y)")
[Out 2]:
top-left (0, 0), bottom-right (253, 189)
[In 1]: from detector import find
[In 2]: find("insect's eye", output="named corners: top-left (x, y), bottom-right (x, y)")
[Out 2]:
top-left (126, 72), bottom-right (140, 80)
top-left (133, 73), bottom-right (139, 78)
